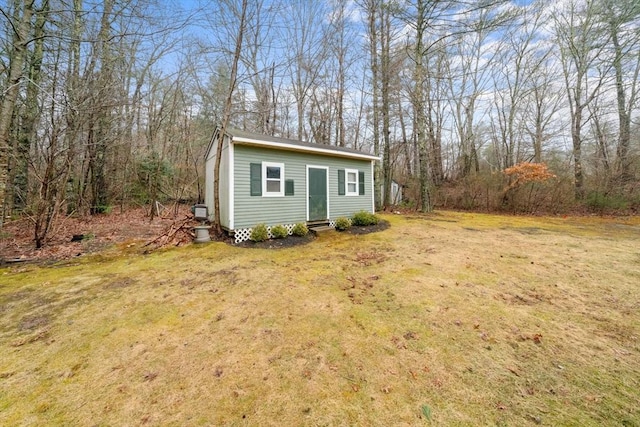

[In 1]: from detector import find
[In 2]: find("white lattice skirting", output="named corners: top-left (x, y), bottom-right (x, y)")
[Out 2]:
top-left (234, 223), bottom-right (298, 243)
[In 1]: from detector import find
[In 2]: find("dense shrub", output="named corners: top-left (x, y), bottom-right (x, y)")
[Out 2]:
top-left (270, 224), bottom-right (288, 239)
top-left (501, 162), bottom-right (558, 213)
top-left (351, 210), bottom-right (379, 226)
top-left (250, 223), bottom-right (269, 242)
top-left (334, 217), bottom-right (351, 231)
top-left (291, 223), bottom-right (308, 236)
top-left (585, 191), bottom-right (629, 212)
top-left (132, 152), bottom-right (174, 204)
top-left (436, 164), bottom-right (575, 214)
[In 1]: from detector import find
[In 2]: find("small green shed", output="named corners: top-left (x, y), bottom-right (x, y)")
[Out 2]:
top-left (204, 128), bottom-right (379, 242)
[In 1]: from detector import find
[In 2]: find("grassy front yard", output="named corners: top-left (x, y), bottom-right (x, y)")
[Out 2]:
top-left (1, 212), bottom-right (639, 426)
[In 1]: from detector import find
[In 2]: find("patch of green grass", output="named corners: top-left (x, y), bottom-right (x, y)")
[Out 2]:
top-left (1, 211), bottom-right (639, 425)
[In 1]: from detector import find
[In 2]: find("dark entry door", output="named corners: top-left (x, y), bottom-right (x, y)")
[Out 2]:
top-left (308, 167), bottom-right (327, 221)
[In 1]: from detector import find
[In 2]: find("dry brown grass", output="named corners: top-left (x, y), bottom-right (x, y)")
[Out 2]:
top-left (1, 211), bottom-right (639, 426)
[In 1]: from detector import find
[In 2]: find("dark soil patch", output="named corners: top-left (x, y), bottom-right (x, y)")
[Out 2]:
top-left (19, 314), bottom-right (51, 331)
top-left (234, 234), bottom-right (316, 249)
top-left (346, 219), bottom-right (390, 235)
top-left (103, 277), bottom-right (138, 290)
top-left (233, 220), bottom-right (390, 249)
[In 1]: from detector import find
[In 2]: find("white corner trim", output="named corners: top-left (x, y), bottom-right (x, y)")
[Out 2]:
top-left (371, 161), bottom-right (376, 213)
top-left (305, 165), bottom-right (310, 221)
top-left (228, 142), bottom-right (234, 230)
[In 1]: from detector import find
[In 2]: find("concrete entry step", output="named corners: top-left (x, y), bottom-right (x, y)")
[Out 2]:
top-left (307, 220), bottom-right (329, 226)
top-left (309, 225), bottom-right (334, 235)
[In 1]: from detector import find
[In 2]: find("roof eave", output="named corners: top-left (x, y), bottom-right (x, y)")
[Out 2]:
top-left (231, 136), bottom-right (380, 161)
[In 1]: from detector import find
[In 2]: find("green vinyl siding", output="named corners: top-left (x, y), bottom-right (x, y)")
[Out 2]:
top-left (233, 144), bottom-right (373, 229)
top-left (329, 164), bottom-right (372, 218)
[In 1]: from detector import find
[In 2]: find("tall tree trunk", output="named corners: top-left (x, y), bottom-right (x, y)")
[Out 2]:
top-left (214, 0), bottom-right (248, 236)
top-left (13, 0), bottom-right (48, 214)
top-left (590, 109), bottom-right (611, 177)
top-left (555, 0), bottom-right (609, 201)
top-left (33, 45), bottom-right (72, 248)
top-left (365, 0), bottom-right (382, 211)
top-left (413, 0), bottom-right (432, 212)
top-left (611, 25), bottom-right (631, 181)
top-left (0, 0), bottom-right (35, 227)
top-left (380, 5), bottom-right (392, 209)
top-left (64, 0), bottom-right (83, 214)
top-left (531, 87), bottom-right (545, 163)
top-left (89, 0), bottom-right (114, 214)
top-left (571, 105), bottom-right (584, 199)
top-left (332, 1), bottom-right (348, 148)
top-left (427, 72), bottom-right (444, 186)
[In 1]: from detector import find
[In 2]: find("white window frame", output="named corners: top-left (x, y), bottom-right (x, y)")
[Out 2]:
top-left (262, 162), bottom-right (285, 197)
top-left (345, 168), bottom-right (359, 196)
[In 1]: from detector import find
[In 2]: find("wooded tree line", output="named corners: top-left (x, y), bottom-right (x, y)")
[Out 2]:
top-left (1, 0), bottom-right (639, 246)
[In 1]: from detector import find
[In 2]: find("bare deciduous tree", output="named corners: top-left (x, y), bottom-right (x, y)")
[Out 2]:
top-left (212, 0), bottom-right (248, 236)
top-left (554, 0), bottom-right (610, 199)
top-left (0, 0), bottom-right (35, 227)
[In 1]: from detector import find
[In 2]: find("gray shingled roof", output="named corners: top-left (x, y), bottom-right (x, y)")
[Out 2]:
top-left (225, 128), bottom-right (378, 160)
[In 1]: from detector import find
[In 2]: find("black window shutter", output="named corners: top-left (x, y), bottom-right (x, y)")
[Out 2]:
top-left (338, 169), bottom-right (345, 195)
top-left (250, 163), bottom-right (262, 196)
top-left (358, 171), bottom-right (365, 195)
top-left (285, 179), bottom-right (294, 196)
